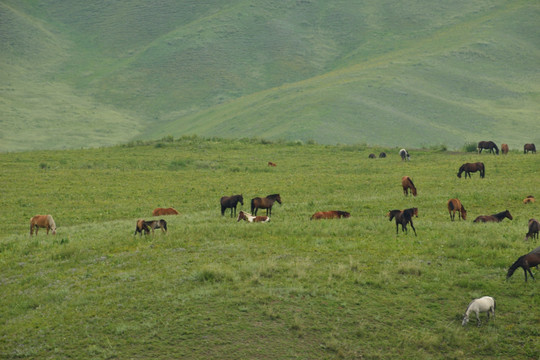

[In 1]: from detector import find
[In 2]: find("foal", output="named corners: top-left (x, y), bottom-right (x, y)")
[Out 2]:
top-left (237, 211), bottom-right (270, 223)
top-left (447, 198), bottom-right (467, 221)
top-left (387, 208), bottom-right (418, 236)
top-left (462, 296), bottom-right (495, 326)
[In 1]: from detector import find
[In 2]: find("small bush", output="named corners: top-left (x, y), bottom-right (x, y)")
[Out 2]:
top-left (462, 142), bottom-right (477, 152)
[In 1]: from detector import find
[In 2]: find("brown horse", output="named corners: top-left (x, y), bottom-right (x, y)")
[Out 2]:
top-left (473, 210), bottom-right (513, 223)
top-left (251, 194), bottom-right (282, 216)
top-left (237, 211), bottom-right (270, 223)
top-left (311, 211), bottom-right (351, 220)
top-left (477, 141), bottom-right (499, 155)
top-left (387, 208), bottom-right (418, 236)
top-left (134, 219), bottom-right (151, 236)
top-left (457, 162), bottom-right (485, 178)
top-left (220, 194), bottom-right (243, 217)
top-left (268, 161), bottom-right (277, 167)
top-left (401, 176), bottom-right (417, 196)
top-left (524, 143), bottom-right (536, 154)
top-left (134, 219), bottom-right (167, 235)
top-left (30, 215), bottom-right (56, 236)
top-left (523, 195), bottom-right (535, 204)
top-left (506, 246), bottom-right (540, 281)
top-left (447, 198), bottom-right (467, 221)
top-left (525, 219), bottom-right (540, 241)
top-left (501, 144), bottom-right (509, 155)
top-left (152, 207), bottom-right (179, 216)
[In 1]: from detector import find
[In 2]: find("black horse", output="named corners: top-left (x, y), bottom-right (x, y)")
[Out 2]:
top-left (220, 194), bottom-right (244, 217)
top-left (251, 194), bottom-right (282, 216)
top-left (477, 141), bottom-right (499, 155)
top-left (524, 143), bottom-right (536, 154)
top-left (387, 208), bottom-right (418, 236)
top-left (457, 162), bottom-right (485, 178)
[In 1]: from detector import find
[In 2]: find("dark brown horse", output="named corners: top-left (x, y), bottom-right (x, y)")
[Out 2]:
top-left (152, 207), bottom-right (179, 216)
top-left (387, 208), bottom-right (418, 236)
top-left (220, 194), bottom-right (244, 217)
top-left (251, 194), bottom-right (282, 216)
top-left (311, 211), bottom-right (351, 220)
top-left (478, 141), bottom-right (499, 155)
top-left (379, 152), bottom-right (387, 158)
top-left (401, 176), bottom-right (417, 196)
top-left (368, 153), bottom-right (376, 159)
top-left (134, 219), bottom-right (167, 235)
top-left (30, 215), bottom-right (57, 236)
top-left (447, 198), bottom-right (467, 221)
top-left (524, 143), bottom-right (536, 154)
top-left (457, 162), bottom-right (485, 178)
top-left (506, 246), bottom-right (540, 281)
top-left (525, 219), bottom-right (540, 241)
top-left (501, 143), bottom-right (509, 155)
top-left (473, 210), bottom-right (513, 223)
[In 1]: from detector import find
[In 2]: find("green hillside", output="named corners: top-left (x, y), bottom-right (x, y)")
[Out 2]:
top-left (1, 0), bottom-right (539, 151)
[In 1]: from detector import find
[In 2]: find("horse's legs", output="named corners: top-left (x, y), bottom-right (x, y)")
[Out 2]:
top-left (476, 311), bottom-right (481, 326)
top-left (409, 221), bottom-right (417, 236)
top-left (527, 268), bottom-right (535, 280)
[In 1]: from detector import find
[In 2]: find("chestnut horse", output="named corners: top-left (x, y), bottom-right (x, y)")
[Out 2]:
top-left (387, 208), bottom-right (418, 236)
top-left (524, 143), bottom-right (536, 154)
top-left (134, 219), bottom-right (167, 235)
top-left (525, 219), bottom-right (540, 241)
top-left (477, 141), bottom-right (499, 155)
top-left (268, 161), bottom-right (277, 167)
top-left (473, 210), bottom-right (513, 223)
top-left (237, 211), bottom-right (270, 223)
top-left (457, 162), bottom-right (485, 179)
top-left (251, 194), bottom-right (282, 216)
top-left (401, 176), bottom-right (417, 196)
top-left (501, 144), bottom-right (509, 155)
top-left (447, 198), bottom-right (467, 221)
top-left (523, 195), bottom-right (535, 204)
top-left (30, 214), bottom-right (56, 236)
top-left (311, 211), bottom-right (351, 220)
top-left (220, 194), bottom-right (243, 217)
top-left (506, 246), bottom-right (540, 281)
top-left (152, 207), bottom-right (179, 216)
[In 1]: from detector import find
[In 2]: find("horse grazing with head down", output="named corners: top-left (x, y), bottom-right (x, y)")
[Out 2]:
top-left (506, 246), bottom-right (540, 282)
top-left (478, 141), bottom-right (499, 155)
top-left (462, 296), bottom-right (495, 327)
top-left (379, 152), bottom-right (387, 158)
top-left (30, 215), bottom-right (56, 236)
top-left (368, 153), bottom-right (376, 159)
top-left (525, 219), bottom-right (540, 241)
top-left (399, 149), bottom-right (410, 161)
top-left (447, 198), bottom-right (467, 221)
top-left (457, 162), bottom-right (485, 178)
top-left (251, 194), bottom-right (282, 216)
top-left (387, 208), bottom-right (418, 236)
top-left (220, 194), bottom-right (243, 217)
top-left (311, 211), bottom-right (350, 220)
top-left (473, 210), bottom-right (513, 223)
top-left (501, 143), bottom-right (509, 155)
top-left (524, 143), bottom-right (536, 154)
top-left (134, 219), bottom-right (167, 235)
top-left (237, 211), bottom-right (270, 223)
top-left (401, 176), bottom-right (417, 196)
top-left (152, 207), bottom-right (179, 216)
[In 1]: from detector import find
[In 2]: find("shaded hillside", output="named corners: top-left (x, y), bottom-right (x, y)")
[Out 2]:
top-left (0, 0), bottom-right (539, 151)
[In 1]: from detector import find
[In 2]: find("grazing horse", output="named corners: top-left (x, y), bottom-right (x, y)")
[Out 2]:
top-left (399, 148), bottom-right (410, 161)
top-left (237, 211), bottom-right (270, 223)
top-left (134, 219), bottom-right (151, 236)
top-left (401, 176), bottom-right (417, 196)
top-left (220, 194), bottom-right (244, 217)
top-left (251, 194), bottom-right (282, 216)
top-left (523, 195), bottom-right (535, 204)
top-left (501, 143), bottom-right (509, 155)
top-left (457, 162), bottom-right (485, 178)
top-left (30, 215), bottom-right (56, 236)
top-left (462, 296), bottom-right (495, 327)
top-left (524, 143), bottom-right (536, 154)
top-left (311, 211), bottom-right (351, 220)
top-left (473, 210), bottom-right (513, 223)
top-left (447, 198), bottom-right (467, 221)
top-left (268, 161), bottom-right (277, 167)
top-left (368, 153), bottom-right (376, 159)
top-left (477, 141), bottom-right (499, 155)
top-left (379, 152), bottom-right (387, 158)
top-left (152, 207), bottom-right (179, 216)
top-left (134, 219), bottom-right (167, 235)
top-left (525, 219), bottom-right (540, 241)
top-left (506, 246), bottom-right (540, 281)
top-left (387, 208), bottom-right (418, 236)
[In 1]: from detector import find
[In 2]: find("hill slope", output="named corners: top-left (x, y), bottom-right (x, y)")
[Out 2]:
top-left (1, 0), bottom-right (539, 151)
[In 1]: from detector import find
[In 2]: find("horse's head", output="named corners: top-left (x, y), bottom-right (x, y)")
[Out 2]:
top-left (274, 194), bottom-right (282, 204)
top-left (237, 211), bottom-right (246, 222)
top-left (461, 314), bottom-right (470, 326)
top-left (505, 210), bottom-right (513, 220)
top-left (239, 195), bottom-right (244, 205)
top-left (460, 208), bottom-right (467, 220)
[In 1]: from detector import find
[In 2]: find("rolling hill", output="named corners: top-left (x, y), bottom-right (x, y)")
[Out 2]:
top-left (1, 0), bottom-right (539, 151)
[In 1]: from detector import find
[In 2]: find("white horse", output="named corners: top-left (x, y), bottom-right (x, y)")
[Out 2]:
top-left (237, 211), bottom-right (270, 223)
top-left (462, 296), bottom-right (495, 326)
top-left (399, 148), bottom-right (410, 161)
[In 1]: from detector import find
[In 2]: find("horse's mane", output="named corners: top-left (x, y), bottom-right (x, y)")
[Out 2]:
top-left (387, 210), bottom-right (401, 221)
top-left (47, 215), bottom-right (56, 228)
top-left (492, 210), bottom-right (509, 219)
top-left (407, 177), bottom-right (416, 189)
top-left (267, 194), bottom-right (280, 199)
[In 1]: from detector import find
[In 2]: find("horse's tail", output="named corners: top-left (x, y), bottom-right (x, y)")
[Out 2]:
top-left (448, 200), bottom-right (455, 212)
top-left (506, 255), bottom-right (525, 279)
top-left (480, 163), bottom-right (485, 178)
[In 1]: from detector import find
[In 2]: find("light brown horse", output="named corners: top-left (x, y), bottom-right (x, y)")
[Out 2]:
top-left (473, 210), bottom-right (513, 223)
top-left (251, 194), bottom-right (282, 216)
top-left (311, 211), bottom-right (351, 220)
top-left (401, 176), bottom-right (417, 196)
top-left (447, 199), bottom-right (467, 221)
top-left (30, 215), bottom-right (56, 235)
top-left (525, 219), bottom-right (540, 241)
top-left (523, 195), bottom-right (535, 204)
top-left (152, 207), bottom-right (179, 216)
top-left (501, 144), bottom-right (509, 155)
top-left (507, 246), bottom-right (540, 281)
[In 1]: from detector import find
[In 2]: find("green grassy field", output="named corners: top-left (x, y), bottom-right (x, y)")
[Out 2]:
top-left (1, 0), bottom-right (539, 151)
top-left (1, 137), bottom-right (539, 359)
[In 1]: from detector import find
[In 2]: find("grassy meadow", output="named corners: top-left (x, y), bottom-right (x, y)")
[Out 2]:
top-left (1, 137), bottom-right (539, 359)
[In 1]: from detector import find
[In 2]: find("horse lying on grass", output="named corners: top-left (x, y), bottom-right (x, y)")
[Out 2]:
top-left (311, 211), bottom-right (350, 220)
top-left (237, 211), bottom-right (270, 223)
top-left (473, 210), bottom-right (512, 223)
